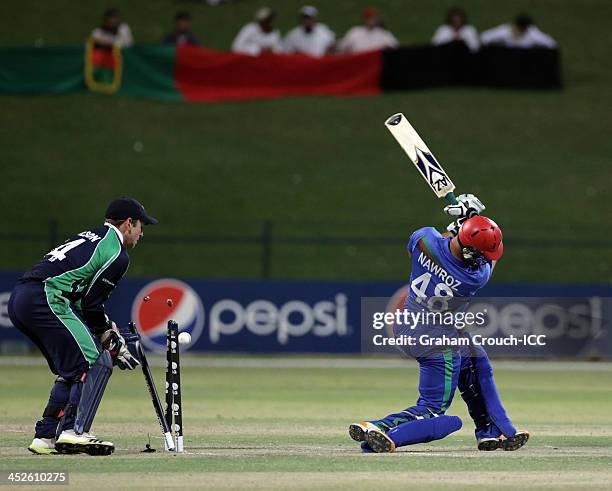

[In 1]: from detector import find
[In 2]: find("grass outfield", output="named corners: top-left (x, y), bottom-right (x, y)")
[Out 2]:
top-left (1, 357), bottom-right (611, 490)
top-left (1, 1), bottom-right (611, 282)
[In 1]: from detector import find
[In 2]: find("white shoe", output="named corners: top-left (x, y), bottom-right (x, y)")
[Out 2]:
top-left (28, 437), bottom-right (58, 455)
top-left (55, 430), bottom-right (114, 456)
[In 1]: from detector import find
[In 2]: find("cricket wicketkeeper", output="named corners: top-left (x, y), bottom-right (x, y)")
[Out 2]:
top-left (8, 197), bottom-right (157, 455)
top-left (349, 194), bottom-right (529, 453)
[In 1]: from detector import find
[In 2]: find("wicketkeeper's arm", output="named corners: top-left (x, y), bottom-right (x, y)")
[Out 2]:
top-left (81, 253), bottom-right (129, 330)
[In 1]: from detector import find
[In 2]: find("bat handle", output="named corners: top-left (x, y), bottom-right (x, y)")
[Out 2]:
top-left (445, 192), bottom-right (459, 205)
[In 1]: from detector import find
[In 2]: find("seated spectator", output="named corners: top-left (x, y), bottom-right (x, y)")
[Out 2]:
top-left (90, 8), bottom-right (134, 48)
top-left (432, 7), bottom-right (479, 52)
top-left (337, 7), bottom-right (399, 54)
top-left (481, 14), bottom-right (557, 49)
top-left (283, 6), bottom-right (335, 57)
top-left (162, 12), bottom-right (200, 46)
top-left (231, 7), bottom-right (282, 55)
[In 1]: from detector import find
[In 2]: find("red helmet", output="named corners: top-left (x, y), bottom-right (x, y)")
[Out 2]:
top-left (457, 216), bottom-right (503, 261)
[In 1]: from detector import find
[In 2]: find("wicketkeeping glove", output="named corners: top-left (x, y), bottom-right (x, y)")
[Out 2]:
top-left (444, 193), bottom-right (485, 218)
top-left (116, 336), bottom-right (140, 370)
top-left (99, 324), bottom-right (141, 371)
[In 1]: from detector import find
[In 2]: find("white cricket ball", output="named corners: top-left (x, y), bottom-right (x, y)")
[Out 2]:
top-left (178, 332), bottom-right (191, 345)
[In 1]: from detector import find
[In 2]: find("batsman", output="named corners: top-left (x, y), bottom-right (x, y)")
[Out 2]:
top-left (350, 194), bottom-right (530, 453)
top-left (8, 198), bottom-right (157, 455)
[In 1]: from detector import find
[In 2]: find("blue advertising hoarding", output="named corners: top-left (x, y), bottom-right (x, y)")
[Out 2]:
top-left (0, 271), bottom-right (610, 357)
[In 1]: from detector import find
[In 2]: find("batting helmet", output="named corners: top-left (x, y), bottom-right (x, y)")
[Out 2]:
top-left (457, 216), bottom-right (503, 261)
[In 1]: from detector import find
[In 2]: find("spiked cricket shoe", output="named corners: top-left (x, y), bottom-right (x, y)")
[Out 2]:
top-left (501, 430), bottom-right (530, 451)
top-left (28, 437), bottom-right (58, 455)
top-left (478, 430), bottom-right (530, 451)
top-left (366, 428), bottom-right (396, 453)
top-left (55, 430), bottom-right (114, 456)
top-left (349, 421), bottom-right (381, 442)
top-left (477, 437), bottom-right (501, 451)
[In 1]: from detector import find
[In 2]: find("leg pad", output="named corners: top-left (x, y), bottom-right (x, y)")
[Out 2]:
top-left (74, 350), bottom-right (113, 435)
top-left (459, 363), bottom-right (493, 433)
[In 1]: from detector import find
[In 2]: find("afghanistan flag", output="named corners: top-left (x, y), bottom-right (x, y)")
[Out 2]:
top-left (0, 44), bottom-right (382, 102)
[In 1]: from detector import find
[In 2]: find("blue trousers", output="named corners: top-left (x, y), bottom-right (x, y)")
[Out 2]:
top-left (370, 326), bottom-right (516, 447)
top-left (9, 281), bottom-right (102, 437)
top-left (372, 347), bottom-right (461, 432)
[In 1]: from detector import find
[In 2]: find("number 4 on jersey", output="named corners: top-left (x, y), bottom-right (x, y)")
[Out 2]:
top-left (46, 239), bottom-right (86, 262)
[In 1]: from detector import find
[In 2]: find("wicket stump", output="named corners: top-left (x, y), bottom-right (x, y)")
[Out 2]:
top-left (165, 320), bottom-right (184, 452)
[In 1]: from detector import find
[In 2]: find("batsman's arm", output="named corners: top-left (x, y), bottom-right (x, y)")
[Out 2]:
top-left (406, 227), bottom-right (433, 258)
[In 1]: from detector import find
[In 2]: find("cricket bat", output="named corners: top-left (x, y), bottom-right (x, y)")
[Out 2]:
top-left (384, 113), bottom-right (458, 205)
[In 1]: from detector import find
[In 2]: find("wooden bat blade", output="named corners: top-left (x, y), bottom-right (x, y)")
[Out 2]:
top-left (385, 113), bottom-right (456, 200)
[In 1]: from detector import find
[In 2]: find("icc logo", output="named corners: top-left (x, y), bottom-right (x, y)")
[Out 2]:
top-left (131, 279), bottom-right (205, 352)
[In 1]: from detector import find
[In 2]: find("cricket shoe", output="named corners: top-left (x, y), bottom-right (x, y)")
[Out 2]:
top-left (28, 437), bottom-right (58, 455)
top-left (55, 430), bottom-right (114, 456)
top-left (501, 430), bottom-right (530, 451)
top-left (477, 430), bottom-right (530, 451)
top-left (477, 437), bottom-right (501, 451)
top-left (365, 428), bottom-right (396, 453)
top-left (348, 421), bottom-right (381, 443)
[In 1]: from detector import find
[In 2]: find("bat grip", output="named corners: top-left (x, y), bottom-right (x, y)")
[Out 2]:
top-left (445, 192), bottom-right (459, 205)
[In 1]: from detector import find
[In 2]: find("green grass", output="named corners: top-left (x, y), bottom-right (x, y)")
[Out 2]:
top-left (1, 1), bottom-right (611, 282)
top-left (1, 358), bottom-right (611, 490)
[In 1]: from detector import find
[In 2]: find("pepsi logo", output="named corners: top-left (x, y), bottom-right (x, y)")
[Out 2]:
top-left (131, 279), bottom-right (205, 352)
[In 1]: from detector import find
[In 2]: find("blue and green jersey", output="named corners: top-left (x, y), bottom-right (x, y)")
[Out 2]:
top-left (405, 227), bottom-right (492, 310)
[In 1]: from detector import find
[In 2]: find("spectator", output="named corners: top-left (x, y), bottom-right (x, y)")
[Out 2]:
top-left (481, 14), bottom-right (557, 48)
top-left (283, 6), bottom-right (335, 57)
top-left (162, 12), bottom-right (200, 46)
top-left (337, 7), bottom-right (399, 54)
top-left (432, 7), bottom-right (480, 52)
top-left (90, 8), bottom-right (134, 48)
top-left (231, 7), bottom-right (282, 55)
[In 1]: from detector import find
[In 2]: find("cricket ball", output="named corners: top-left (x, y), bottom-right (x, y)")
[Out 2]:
top-left (178, 332), bottom-right (191, 345)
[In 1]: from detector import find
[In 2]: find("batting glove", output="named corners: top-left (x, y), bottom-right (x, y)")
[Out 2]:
top-left (447, 217), bottom-right (467, 237)
top-left (444, 193), bottom-right (485, 218)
